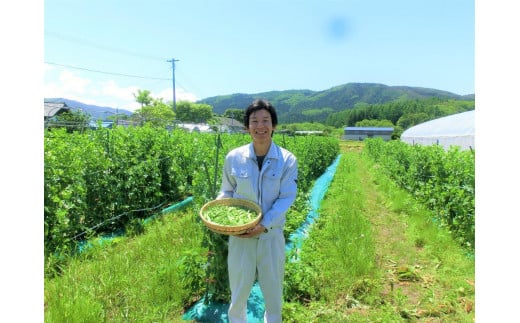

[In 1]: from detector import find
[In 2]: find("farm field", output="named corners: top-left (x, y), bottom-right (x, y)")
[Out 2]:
top-left (278, 141), bottom-right (474, 322)
top-left (327, 142), bottom-right (474, 321)
top-left (44, 140), bottom-right (475, 322)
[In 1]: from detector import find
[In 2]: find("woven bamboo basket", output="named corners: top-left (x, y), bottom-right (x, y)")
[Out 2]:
top-left (200, 198), bottom-right (262, 235)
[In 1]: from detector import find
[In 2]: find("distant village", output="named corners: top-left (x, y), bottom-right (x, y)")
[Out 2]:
top-left (45, 101), bottom-right (395, 142)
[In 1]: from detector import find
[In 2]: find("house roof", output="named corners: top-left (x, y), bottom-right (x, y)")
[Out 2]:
top-left (213, 116), bottom-right (245, 128)
top-left (44, 102), bottom-right (70, 118)
top-left (177, 123), bottom-right (213, 133)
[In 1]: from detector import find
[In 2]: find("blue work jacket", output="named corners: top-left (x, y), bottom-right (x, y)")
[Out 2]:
top-left (217, 141), bottom-right (298, 229)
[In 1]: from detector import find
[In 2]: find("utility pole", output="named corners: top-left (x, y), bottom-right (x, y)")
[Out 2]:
top-left (167, 58), bottom-right (180, 112)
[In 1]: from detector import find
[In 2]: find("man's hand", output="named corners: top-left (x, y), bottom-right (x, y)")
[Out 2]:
top-left (238, 224), bottom-right (266, 238)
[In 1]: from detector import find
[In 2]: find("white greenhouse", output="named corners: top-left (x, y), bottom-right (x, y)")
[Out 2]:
top-left (400, 110), bottom-right (475, 151)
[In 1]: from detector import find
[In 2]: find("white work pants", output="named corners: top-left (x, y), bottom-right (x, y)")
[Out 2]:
top-left (227, 229), bottom-right (285, 323)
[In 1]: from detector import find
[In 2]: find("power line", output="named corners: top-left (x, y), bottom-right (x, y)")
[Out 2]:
top-left (45, 31), bottom-right (198, 100)
top-left (45, 61), bottom-right (171, 81)
top-left (45, 31), bottom-right (167, 62)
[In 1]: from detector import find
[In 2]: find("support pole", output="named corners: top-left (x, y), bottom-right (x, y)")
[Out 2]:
top-left (167, 58), bottom-right (180, 112)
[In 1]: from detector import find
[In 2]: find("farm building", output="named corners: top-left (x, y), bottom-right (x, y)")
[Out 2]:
top-left (342, 127), bottom-right (394, 141)
top-left (88, 120), bottom-right (136, 129)
top-left (294, 130), bottom-right (324, 136)
top-left (400, 110), bottom-right (474, 151)
top-left (44, 102), bottom-right (70, 120)
top-left (175, 117), bottom-right (246, 134)
top-left (177, 123), bottom-right (213, 133)
top-left (212, 116), bottom-right (245, 133)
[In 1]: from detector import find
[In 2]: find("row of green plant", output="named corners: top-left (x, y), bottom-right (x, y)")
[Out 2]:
top-left (44, 147), bottom-right (343, 322)
top-left (44, 126), bottom-right (339, 276)
top-left (363, 138), bottom-right (475, 250)
top-left (45, 142), bottom-right (474, 322)
top-left (277, 143), bottom-right (474, 321)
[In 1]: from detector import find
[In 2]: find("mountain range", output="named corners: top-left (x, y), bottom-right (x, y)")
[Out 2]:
top-left (46, 82), bottom-right (474, 123)
top-left (198, 83), bottom-right (474, 123)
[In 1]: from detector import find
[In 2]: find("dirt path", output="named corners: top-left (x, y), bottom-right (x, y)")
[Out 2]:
top-left (340, 142), bottom-right (475, 321)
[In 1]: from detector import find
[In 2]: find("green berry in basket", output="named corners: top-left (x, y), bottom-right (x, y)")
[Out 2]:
top-left (204, 205), bottom-right (257, 226)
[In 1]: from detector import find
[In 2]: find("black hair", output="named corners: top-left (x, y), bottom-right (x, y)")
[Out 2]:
top-left (243, 99), bottom-right (278, 129)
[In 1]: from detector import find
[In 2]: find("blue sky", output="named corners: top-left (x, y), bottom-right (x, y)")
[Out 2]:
top-left (44, 0), bottom-right (475, 112)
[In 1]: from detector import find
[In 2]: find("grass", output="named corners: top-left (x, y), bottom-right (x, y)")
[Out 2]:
top-left (281, 141), bottom-right (474, 322)
top-left (45, 206), bottom-right (204, 323)
top-left (363, 147), bottom-right (475, 321)
top-left (44, 140), bottom-right (475, 322)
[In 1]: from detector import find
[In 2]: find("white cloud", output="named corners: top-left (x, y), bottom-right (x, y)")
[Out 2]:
top-left (44, 66), bottom-right (201, 113)
top-left (59, 70), bottom-right (91, 94)
top-left (44, 69), bottom-right (90, 98)
top-left (99, 80), bottom-right (141, 112)
top-left (156, 87), bottom-right (199, 103)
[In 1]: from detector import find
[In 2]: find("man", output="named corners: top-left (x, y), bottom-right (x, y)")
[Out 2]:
top-left (217, 99), bottom-right (298, 323)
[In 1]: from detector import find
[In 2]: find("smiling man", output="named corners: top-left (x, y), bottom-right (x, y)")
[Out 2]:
top-left (217, 99), bottom-right (299, 323)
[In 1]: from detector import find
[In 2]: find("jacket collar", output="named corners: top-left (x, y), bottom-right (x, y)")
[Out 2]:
top-left (247, 141), bottom-right (279, 160)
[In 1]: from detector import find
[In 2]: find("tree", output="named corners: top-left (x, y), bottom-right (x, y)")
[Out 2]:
top-left (132, 98), bottom-right (176, 128)
top-left (105, 112), bottom-right (129, 122)
top-left (175, 101), bottom-right (192, 122)
top-left (223, 109), bottom-right (245, 124)
top-left (50, 110), bottom-right (91, 133)
top-left (191, 103), bottom-right (213, 123)
top-left (176, 101), bottom-right (213, 123)
top-left (355, 119), bottom-right (394, 127)
top-left (396, 112), bottom-right (429, 130)
top-left (134, 89), bottom-right (153, 108)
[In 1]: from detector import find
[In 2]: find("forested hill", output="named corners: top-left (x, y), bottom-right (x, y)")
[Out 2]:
top-left (198, 82), bottom-right (474, 124)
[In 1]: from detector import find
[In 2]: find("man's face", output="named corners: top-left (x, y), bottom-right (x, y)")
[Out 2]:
top-left (247, 109), bottom-right (275, 143)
